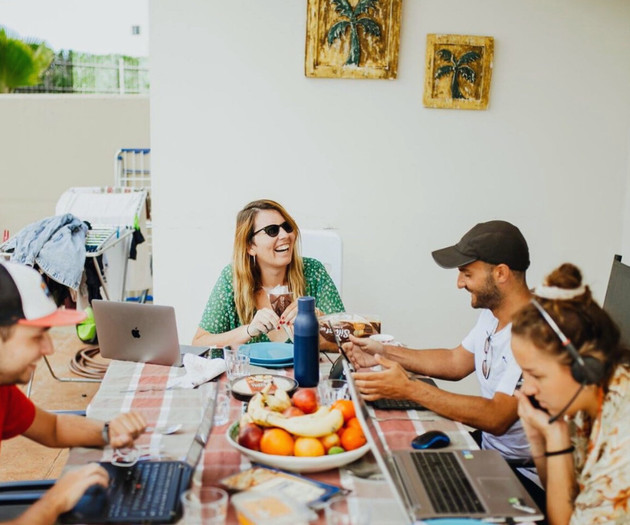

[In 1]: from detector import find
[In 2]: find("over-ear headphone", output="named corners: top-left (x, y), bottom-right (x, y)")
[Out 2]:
top-left (530, 299), bottom-right (605, 385)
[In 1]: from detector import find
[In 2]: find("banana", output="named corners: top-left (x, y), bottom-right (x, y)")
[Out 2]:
top-left (261, 385), bottom-right (291, 412)
top-left (247, 393), bottom-right (344, 437)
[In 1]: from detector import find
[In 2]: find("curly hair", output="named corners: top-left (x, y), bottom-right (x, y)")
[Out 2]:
top-left (512, 263), bottom-right (630, 389)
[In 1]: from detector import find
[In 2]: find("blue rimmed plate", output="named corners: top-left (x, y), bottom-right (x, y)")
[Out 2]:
top-left (243, 342), bottom-right (294, 365)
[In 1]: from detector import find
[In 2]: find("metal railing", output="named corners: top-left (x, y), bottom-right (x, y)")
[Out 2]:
top-left (15, 55), bottom-right (149, 95)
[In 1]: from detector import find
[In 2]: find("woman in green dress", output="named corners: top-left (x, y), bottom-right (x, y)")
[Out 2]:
top-left (193, 199), bottom-right (344, 348)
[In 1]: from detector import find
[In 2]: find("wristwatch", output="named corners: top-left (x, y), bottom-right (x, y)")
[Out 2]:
top-left (101, 422), bottom-right (110, 445)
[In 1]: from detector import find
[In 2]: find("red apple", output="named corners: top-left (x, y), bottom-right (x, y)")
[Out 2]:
top-left (291, 389), bottom-right (318, 414)
top-left (238, 422), bottom-right (263, 451)
top-left (283, 406), bottom-right (305, 418)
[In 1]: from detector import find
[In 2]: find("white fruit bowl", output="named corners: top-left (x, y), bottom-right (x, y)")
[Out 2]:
top-left (226, 421), bottom-right (370, 473)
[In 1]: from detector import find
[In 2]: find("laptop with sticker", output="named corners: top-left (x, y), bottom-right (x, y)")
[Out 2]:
top-left (344, 361), bottom-right (542, 522)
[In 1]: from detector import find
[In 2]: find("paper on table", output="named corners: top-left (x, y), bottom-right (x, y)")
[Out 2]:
top-left (167, 354), bottom-right (226, 389)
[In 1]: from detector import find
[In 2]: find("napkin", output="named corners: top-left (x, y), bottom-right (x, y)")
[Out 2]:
top-left (167, 354), bottom-right (226, 389)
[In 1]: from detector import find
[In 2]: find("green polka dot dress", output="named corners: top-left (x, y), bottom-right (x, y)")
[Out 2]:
top-left (198, 257), bottom-right (345, 343)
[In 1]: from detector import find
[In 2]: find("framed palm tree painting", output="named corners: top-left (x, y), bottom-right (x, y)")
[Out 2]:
top-left (423, 34), bottom-right (494, 110)
top-left (305, 0), bottom-right (402, 79)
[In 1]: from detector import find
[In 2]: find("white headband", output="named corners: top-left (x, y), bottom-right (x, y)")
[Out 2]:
top-left (533, 284), bottom-right (586, 300)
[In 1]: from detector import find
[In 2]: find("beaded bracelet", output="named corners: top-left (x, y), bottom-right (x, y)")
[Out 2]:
top-left (544, 446), bottom-right (574, 457)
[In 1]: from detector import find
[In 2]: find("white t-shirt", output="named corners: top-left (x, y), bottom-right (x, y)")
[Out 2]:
top-left (461, 309), bottom-right (531, 461)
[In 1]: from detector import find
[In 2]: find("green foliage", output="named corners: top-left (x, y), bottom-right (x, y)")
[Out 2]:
top-left (0, 28), bottom-right (54, 93)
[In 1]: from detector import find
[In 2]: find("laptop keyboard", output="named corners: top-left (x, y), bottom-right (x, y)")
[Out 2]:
top-left (412, 452), bottom-right (485, 514)
top-left (108, 462), bottom-right (182, 520)
top-left (369, 398), bottom-right (427, 411)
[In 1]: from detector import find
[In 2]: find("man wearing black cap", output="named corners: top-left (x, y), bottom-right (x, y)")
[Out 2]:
top-left (0, 261), bottom-right (147, 524)
top-left (345, 221), bottom-right (543, 503)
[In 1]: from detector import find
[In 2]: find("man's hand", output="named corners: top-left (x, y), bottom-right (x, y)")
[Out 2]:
top-left (108, 411), bottom-right (147, 448)
top-left (343, 335), bottom-right (383, 368)
top-left (352, 354), bottom-right (412, 401)
top-left (38, 463), bottom-right (109, 516)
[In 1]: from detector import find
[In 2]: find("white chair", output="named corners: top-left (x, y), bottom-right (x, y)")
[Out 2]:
top-left (300, 229), bottom-right (343, 296)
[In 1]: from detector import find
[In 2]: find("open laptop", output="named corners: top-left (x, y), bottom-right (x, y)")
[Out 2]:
top-left (344, 361), bottom-right (542, 523)
top-left (92, 300), bottom-right (210, 367)
top-left (60, 388), bottom-right (217, 524)
top-left (603, 254), bottom-right (630, 347)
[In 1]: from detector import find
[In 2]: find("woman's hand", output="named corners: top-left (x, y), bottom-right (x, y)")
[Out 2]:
top-left (514, 390), bottom-right (548, 454)
top-left (279, 301), bottom-right (298, 326)
top-left (247, 308), bottom-right (280, 337)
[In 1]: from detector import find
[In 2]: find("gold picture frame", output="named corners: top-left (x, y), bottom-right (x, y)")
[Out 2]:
top-left (305, 0), bottom-right (402, 80)
top-left (423, 34), bottom-right (494, 110)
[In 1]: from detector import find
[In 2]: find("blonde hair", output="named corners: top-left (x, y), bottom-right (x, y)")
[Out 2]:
top-left (233, 200), bottom-right (305, 324)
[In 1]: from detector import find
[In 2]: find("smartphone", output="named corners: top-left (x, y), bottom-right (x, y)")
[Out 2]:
top-left (527, 395), bottom-right (549, 414)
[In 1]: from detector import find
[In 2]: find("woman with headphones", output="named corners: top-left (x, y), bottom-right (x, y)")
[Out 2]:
top-left (511, 263), bottom-right (630, 524)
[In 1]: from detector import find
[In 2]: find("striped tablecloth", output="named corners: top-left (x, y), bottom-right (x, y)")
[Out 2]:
top-left (66, 359), bottom-right (483, 524)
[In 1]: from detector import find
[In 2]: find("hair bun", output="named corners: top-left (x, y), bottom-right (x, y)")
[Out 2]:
top-left (545, 263), bottom-right (583, 290)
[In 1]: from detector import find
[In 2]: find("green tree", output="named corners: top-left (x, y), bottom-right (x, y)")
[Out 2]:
top-left (0, 28), bottom-right (54, 93)
top-left (327, 0), bottom-right (382, 66)
top-left (434, 48), bottom-right (480, 99)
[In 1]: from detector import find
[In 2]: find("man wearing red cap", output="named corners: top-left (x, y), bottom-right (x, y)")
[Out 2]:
top-left (344, 220), bottom-right (545, 510)
top-left (0, 261), bottom-right (146, 524)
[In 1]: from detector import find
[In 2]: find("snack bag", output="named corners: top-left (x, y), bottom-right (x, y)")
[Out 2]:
top-left (318, 313), bottom-right (379, 351)
top-left (267, 285), bottom-right (293, 316)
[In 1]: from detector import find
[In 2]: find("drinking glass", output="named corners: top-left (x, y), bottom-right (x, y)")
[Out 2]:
top-left (317, 378), bottom-right (350, 407)
top-left (325, 498), bottom-right (371, 525)
top-left (180, 487), bottom-right (228, 525)
top-left (223, 346), bottom-right (250, 381)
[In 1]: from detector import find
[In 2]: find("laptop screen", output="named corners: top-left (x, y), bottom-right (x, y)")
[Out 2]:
top-left (603, 255), bottom-right (630, 347)
top-left (343, 362), bottom-right (413, 520)
top-left (184, 384), bottom-right (218, 467)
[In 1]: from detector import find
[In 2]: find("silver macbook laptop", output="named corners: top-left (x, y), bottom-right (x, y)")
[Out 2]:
top-left (344, 361), bottom-right (542, 523)
top-left (92, 300), bottom-right (210, 367)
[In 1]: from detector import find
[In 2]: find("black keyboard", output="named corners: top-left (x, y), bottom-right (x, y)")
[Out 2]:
top-left (369, 377), bottom-right (436, 411)
top-left (412, 452), bottom-right (485, 514)
top-left (108, 461), bottom-right (182, 520)
top-left (369, 398), bottom-right (427, 411)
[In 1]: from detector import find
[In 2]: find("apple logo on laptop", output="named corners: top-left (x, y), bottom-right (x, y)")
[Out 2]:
top-left (131, 327), bottom-right (141, 339)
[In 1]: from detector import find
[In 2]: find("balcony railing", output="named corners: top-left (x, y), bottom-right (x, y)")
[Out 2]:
top-left (15, 53), bottom-right (149, 95)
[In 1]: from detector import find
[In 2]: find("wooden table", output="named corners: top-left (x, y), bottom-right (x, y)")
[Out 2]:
top-left (65, 357), bottom-right (488, 524)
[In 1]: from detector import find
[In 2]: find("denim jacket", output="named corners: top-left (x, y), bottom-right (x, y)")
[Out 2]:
top-left (3, 214), bottom-right (87, 290)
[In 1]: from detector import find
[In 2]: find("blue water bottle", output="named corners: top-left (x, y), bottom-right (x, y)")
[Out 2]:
top-left (293, 296), bottom-right (319, 387)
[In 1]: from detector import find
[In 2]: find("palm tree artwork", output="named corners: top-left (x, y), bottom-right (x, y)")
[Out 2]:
top-left (327, 0), bottom-right (382, 67)
top-left (434, 48), bottom-right (481, 100)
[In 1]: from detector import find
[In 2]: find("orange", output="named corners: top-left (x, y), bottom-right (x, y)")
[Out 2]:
top-left (319, 432), bottom-right (341, 451)
top-left (345, 417), bottom-right (362, 431)
top-left (331, 399), bottom-right (355, 422)
top-left (260, 428), bottom-right (294, 456)
top-left (294, 437), bottom-right (325, 457)
top-left (340, 426), bottom-right (367, 451)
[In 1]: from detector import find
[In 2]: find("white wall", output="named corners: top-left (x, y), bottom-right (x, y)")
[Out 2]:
top-left (0, 95), bottom-right (150, 234)
top-left (150, 0), bottom-right (630, 393)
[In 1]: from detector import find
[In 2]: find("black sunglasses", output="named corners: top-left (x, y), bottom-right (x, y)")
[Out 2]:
top-left (482, 332), bottom-right (493, 380)
top-left (251, 221), bottom-right (294, 239)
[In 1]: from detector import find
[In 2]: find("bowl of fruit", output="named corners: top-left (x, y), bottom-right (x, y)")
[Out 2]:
top-left (226, 386), bottom-right (369, 473)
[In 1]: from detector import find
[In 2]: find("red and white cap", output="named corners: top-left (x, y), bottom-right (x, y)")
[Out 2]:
top-left (0, 262), bottom-right (86, 327)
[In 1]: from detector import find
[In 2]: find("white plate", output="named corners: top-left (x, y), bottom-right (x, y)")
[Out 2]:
top-left (226, 421), bottom-right (369, 473)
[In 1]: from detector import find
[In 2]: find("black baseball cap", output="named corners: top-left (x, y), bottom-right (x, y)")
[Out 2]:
top-left (0, 262), bottom-right (86, 327)
top-left (432, 220), bottom-right (530, 271)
